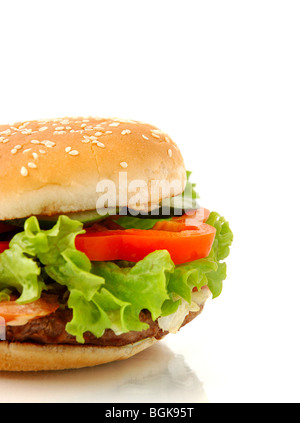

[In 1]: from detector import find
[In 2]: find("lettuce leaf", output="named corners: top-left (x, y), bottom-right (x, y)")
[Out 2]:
top-left (65, 251), bottom-right (174, 343)
top-left (0, 244), bottom-right (43, 303)
top-left (93, 251), bottom-right (173, 319)
top-left (66, 288), bottom-right (130, 343)
top-left (205, 212), bottom-right (234, 298)
top-left (0, 288), bottom-right (12, 302)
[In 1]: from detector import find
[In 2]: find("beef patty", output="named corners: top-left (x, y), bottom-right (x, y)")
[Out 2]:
top-left (5, 306), bottom-right (203, 347)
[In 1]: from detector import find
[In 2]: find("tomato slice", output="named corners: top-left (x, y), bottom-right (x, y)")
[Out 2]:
top-left (75, 208), bottom-right (215, 264)
top-left (0, 222), bottom-right (18, 253)
top-left (0, 241), bottom-right (9, 254)
top-left (0, 295), bottom-right (59, 324)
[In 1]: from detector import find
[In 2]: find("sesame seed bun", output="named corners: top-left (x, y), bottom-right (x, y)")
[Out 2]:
top-left (0, 338), bottom-right (158, 371)
top-left (0, 117), bottom-right (186, 220)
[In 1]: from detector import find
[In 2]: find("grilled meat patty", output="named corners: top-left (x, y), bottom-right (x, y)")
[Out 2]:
top-left (6, 307), bottom-right (203, 346)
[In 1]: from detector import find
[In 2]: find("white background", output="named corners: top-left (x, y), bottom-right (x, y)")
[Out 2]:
top-left (0, 0), bottom-right (299, 403)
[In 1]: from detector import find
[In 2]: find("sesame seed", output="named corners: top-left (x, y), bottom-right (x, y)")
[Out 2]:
top-left (14, 145), bottom-right (22, 150)
top-left (168, 149), bottom-right (173, 157)
top-left (21, 129), bottom-right (32, 135)
top-left (11, 149), bottom-right (17, 155)
top-left (23, 148), bottom-right (32, 154)
top-left (109, 122), bottom-right (120, 127)
top-left (120, 162), bottom-right (128, 168)
top-left (151, 132), bottom-right (160, 139)
top-left (43, 140), bottom-right (55, 148)
top-left (121, 130), bottom-right (131, 135)
top-left (105, 131), bottom-right (113, 135)
top-left (28, 162), bottom-right (37, 169)
top-left (39, 149), bottom-right (46, 154)
top-left (20, 167), bottom-right (28, 176)
top-left (53, 131), bottom-right (66, 135)
top-left (31, 140), bottom-right (40, 144)
top-left (97, 142), bottom-right (105, 148)
top-left (165, 136), bottom-right (171, 143)
top-left (55, 126), bottom-right (64, 131)
top-left (69, 150), bottom-right (79, 156)
top-left (32, 152), bottom-right (38, 160)
top-left (65, 147), bottom-right (72, 153)
top-left (142, 135), bottom-right (149, 140)
top-left (39, 127), bottom-right (48, 132)
top-left (95, 132), bottom-right (103, 136)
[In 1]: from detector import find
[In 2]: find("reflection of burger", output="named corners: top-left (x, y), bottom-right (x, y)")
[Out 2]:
top-left (0, 117), bottom-right (233, 371)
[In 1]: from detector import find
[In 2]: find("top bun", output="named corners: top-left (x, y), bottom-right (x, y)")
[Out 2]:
top-left (0, 117), bottom-right (186, 220)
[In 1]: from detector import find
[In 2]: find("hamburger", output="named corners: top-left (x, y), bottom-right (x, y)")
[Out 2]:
top-left (0, 117), bottom-right (233, 371)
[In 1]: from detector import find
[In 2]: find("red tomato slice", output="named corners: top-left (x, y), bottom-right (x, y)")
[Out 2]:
top-left (75, 209), bottom-right (215, 264)
top-left (0, 241), bottom-right (9, 254)
top-left (0, 295), bottom-right (59, 324)
top-left (0, 222), bottom-right (18, 253)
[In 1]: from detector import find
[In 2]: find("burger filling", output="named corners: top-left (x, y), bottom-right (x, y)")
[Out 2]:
top-left (0, 173), bottom-right (233, 345)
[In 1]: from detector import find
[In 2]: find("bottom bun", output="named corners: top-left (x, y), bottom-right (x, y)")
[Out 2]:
top-left (0, 338), bottom-right (158, 372)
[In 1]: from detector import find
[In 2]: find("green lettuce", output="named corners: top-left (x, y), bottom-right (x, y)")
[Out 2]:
top-left (0, 244), bottom-right (43, 303)
top-left (64, 250), bottom-right (177, 342)
top-left (0, 204), bottom-right (233, 343)
top-left (205, 212), bottom-right (234, 298)
top-left (0, 288), bottom-right (12, 302)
